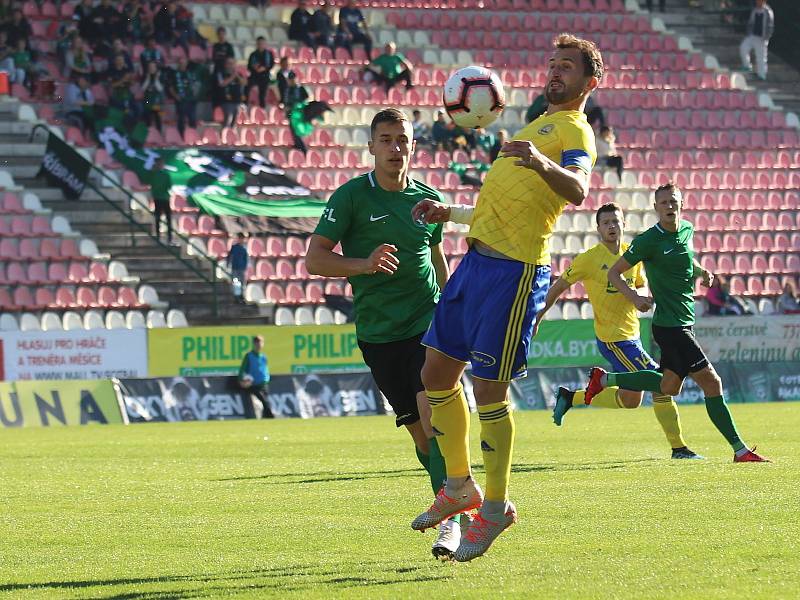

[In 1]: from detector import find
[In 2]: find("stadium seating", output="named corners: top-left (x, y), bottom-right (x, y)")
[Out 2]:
top-left (4, 0), bottom-right (797, 325)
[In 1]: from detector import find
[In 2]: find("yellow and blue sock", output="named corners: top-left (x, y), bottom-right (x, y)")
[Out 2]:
top-left (478, 399), bottom-right (515, 504)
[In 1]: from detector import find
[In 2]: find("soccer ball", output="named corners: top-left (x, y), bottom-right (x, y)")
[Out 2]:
top-left (443, 65), bottom-right (506, 129)
top-left (240, 374), bottom-right (254, 388)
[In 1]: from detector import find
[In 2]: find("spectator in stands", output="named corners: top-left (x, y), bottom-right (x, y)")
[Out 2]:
top-left (739, 0), bottom-right (773, 81)
top-left (645, 0), bottom-right (666, 11)
top-left (0, 30), bottom-right (18, 82)
top-left (10, 38), bottom-right (38, 90)
top-left (706, 277), bottom-right (750, 316)
top-left (4, 8), bottom-right (32, 49)
top-left (154, 0), bottom-right (189, 55)
top-left (364, 42), bottom-right (413, 93)
top-left (151, 157), bottom-right (174, 245)
top-left (140, 36), bottom-right (165, 71)
top-left (90, 0), bottom-right (124, 54)
top-left (56, 23), bottom-right (78, 68)
top-left (142, 62), bottom-right (165, 133)
top-left (169, 56), bottom-right (198, 139)
top-left (283, 71), bottom-right (309, 110)
top-left (226, 233), bottom-right (249, 303)
top-left (217, 56), bottom-right (245, 128)
top-left (289, 0), bottom-right (317, 50)
top-left (778, 282), bottom-right (800, 314)
top-left (64, 36), bottom-right (93, 81)
top-left (525, 93), bottom-right (547, 123)
top-left (74, 0), bottom-right (99, 45)
top-left (211, 27), bottom-right (234, 74)
top-left (63, 75), bottom-right (95, 133)
top-left (473, 127), bottom-right (495, 158)
top-left (411, 109), bottom-right (431, 145)
top-left (122, 0), bottom-right (150, 42)
top-left (107, 53), bottom-right (139, 123)
top-left (431, 110), bottom-right (452, 151)
top-left (238, 336), bottom-right (274, 419)
top-left (0, 0), bottom-right (12, 23)
top-left (247, 36), bottom-right (275, 109)
top-left (490, 129), bottom-right (507, 162)
top-left (584, 95), bottom-right (606, 129)
top-left (110, 38), bottom-right (134, 71)
top-left (338, 0), bottom-right (373, 61)
top-left (176, 3), bottom-right (205, 50)
top-left (313, 2), bottom-right (347, 54)
top-left (250, 0), bottom-right (270, 8)
top-left (276, 55), bottom-right (295, 108)
top-left (596, 126), bottom-right (624, 183)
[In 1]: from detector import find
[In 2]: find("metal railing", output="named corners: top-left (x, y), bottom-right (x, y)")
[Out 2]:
top-left (31, 123), bottom-right (229, 317)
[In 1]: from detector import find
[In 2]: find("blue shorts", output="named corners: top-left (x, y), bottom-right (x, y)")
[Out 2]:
top-left (423, 248), bottom-right (551, 381)
top-left (597, 338), bottom-right (658, 373)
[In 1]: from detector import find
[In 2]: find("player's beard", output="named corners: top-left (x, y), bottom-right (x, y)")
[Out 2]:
top-left (545, 81), bottom-right (582, 105)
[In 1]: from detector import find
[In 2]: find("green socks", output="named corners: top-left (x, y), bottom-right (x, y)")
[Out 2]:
top-left (705, 395), bottom-right (746, 452)
top-left (416, 438), bottom-right (448, 495)
top-left (607, 370), bottom-right (663, 393)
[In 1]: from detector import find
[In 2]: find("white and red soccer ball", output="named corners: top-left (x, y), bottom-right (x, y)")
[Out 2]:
top-left (443, 65), bottom-right (506, 129)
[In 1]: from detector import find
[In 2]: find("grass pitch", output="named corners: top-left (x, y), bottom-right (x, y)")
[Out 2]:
top-left (1, 403), bottom-right (798, 599)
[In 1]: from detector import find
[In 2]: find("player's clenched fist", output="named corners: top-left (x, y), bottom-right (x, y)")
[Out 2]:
top-left (363, 243), bottom-right (399, 275)
top-left (631, 294), bottom-right (653, 313)
top-left (411, 198), bottom-right (451, 224)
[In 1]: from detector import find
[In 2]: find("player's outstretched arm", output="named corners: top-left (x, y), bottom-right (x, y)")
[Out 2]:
top-left (533, 276), bottom-right (571, 336)
top-left (306, 234), bottom-right (399, 277)
top-left (499, 141), bottom-right (590, 206)
top-left (411, 199), bottom-right (474, 225)
top-left (609, 257), bottom-right (652, 312)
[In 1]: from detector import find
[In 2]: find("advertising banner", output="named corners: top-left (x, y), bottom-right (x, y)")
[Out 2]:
top-left (117, 376), bottom-right (253, 423)
top-left (2, 329), bottom-right (148, 382)
top-left (692, 315), bottom-right (800, 363)
top-left (147, 324), bottom-right (365, 377)
top-left (0, 379), bottom-right (125, 428)
top-left (528, 319), bottom-right (652, 368)
top-left (267, 372), bottom-right (385, 418)
top-left (38, 132), bottom-right (91, 200)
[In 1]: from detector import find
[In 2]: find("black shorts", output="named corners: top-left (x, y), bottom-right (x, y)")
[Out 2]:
top-left (652, 324), bottom-right (710, 380)
top-left (358, 332), bottom-right (425, 427)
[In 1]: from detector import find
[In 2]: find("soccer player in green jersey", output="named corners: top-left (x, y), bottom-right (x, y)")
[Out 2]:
top-left (584, 182), bottom-right (769, 462)
top-left (306, 108), bottom-right (465, 558)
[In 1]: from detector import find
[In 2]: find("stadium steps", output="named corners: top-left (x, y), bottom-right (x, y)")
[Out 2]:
top-left (0, 102), bottom-right (265, 326)
top-left (653, 1), bottom-right (800, 116)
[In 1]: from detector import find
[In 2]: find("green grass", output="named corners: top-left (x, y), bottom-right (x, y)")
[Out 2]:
top-left (1, 403), bottom-right (797, 599)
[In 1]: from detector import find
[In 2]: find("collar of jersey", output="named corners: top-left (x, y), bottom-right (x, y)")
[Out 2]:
top-left (368, 170), bottom-right (414, 191)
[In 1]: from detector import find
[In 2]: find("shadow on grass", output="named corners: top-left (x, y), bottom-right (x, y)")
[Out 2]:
top-left (216, 458), bottom-right (660, 485)
top-left (0, 561), bottom-right (450, 598)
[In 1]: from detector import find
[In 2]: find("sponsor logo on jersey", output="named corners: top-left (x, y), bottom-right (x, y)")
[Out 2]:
top-left (538, 124), bottom-right (555, 135)
top-left (470, 351), bottom-right (496, 367)
top-left (370, 214), bottom-right (388, 222)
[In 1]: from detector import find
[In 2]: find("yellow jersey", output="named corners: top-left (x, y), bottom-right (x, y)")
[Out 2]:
top-left (563, 242), bottom-right (645, 343)
top-left (468, 110), bottom-right (596, 265)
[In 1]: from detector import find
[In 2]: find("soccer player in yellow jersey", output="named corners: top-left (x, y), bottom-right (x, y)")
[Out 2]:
top-left (408, 34), bottom-right (603, 562)
top-left (533, 203), bottom-right (702, 460)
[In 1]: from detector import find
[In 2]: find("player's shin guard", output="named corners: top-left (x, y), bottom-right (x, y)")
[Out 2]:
top-left (705, 394), bottom-right (746, 452)
top-left (478, 400), bottom-right (515, 503)
top-left (607, 370), bottom-right (663, 393)
top-left (589, 387), bottom-right (625, 408)
top-left (653, 395), bottom-right (688, 449)
top-left (428, 385), bottom-right (471, 478)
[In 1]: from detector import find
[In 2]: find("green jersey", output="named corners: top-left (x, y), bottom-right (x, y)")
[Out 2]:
top-left (623, 220), bottom-right (697, 328)
top-left (313, 171), bottom-right (445, 343)
top-left (371, 52), bottom-right (406, 79)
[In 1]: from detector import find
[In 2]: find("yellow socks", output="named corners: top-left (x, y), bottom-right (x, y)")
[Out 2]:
top-left (427, 385), bottom-right (471, 478)
top-left (573, 390), bottom-right (586, 405)
top-left (590, 386), bottom-right (625, 408)
top-left (653, 395), bottom-right (687, 449)
top-left (478, 400), bottom-right (515, 503)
